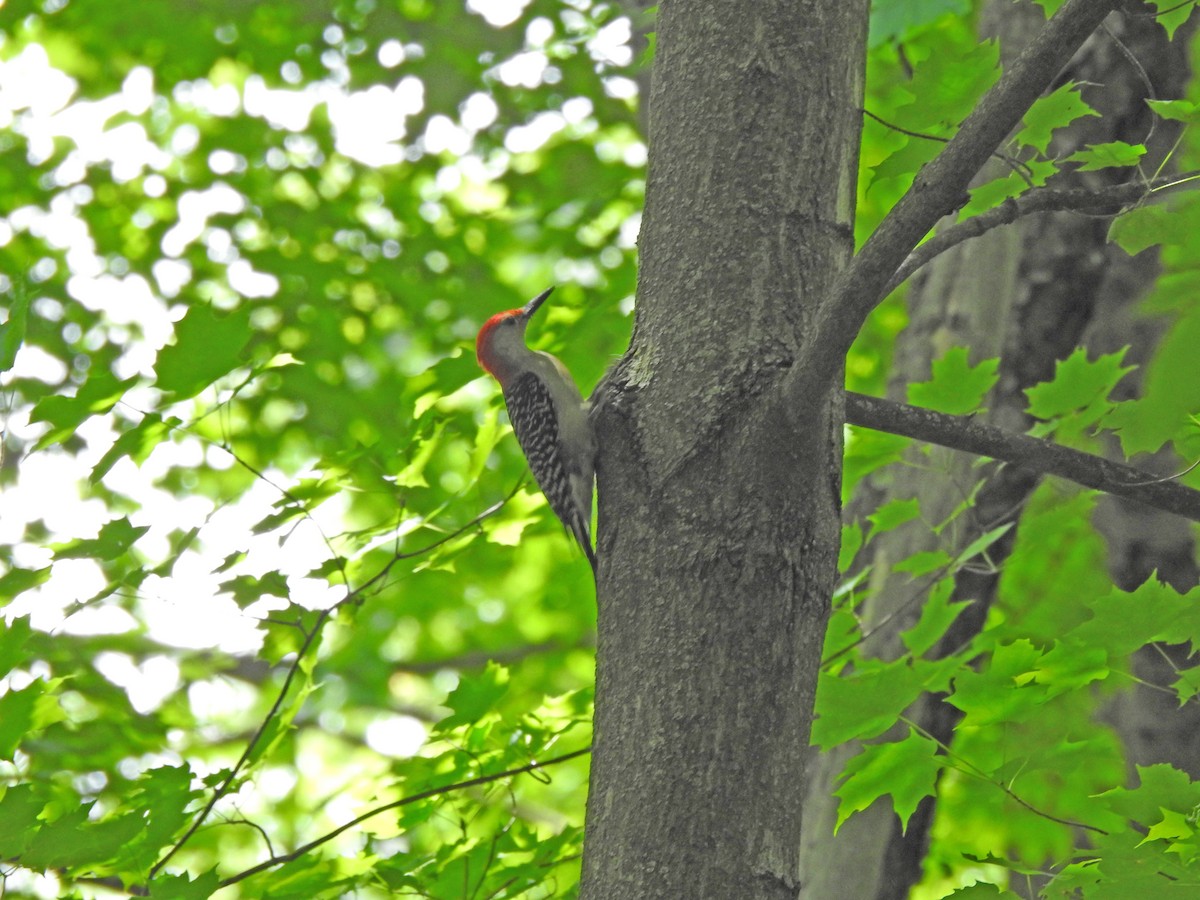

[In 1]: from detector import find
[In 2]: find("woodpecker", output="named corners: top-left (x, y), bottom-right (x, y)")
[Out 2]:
top-left (476, 287), bottom-right (597, 573)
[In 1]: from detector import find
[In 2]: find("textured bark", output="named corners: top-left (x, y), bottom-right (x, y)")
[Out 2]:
top-left (799, 4), bottom-right (1198, 899)
top-left (580, 1), bottom-right (867, 897)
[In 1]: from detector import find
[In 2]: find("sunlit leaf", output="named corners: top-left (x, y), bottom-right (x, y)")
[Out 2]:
top-left (154, 303), bottom-right (253, 400)
top-left (907, 348), bottom-right (999, 415)
top-left (835, 728), bottom-right (944, 833)
top-left (28, 369), bottom-right (138, 451)
top-left (1065, 141), bottom-right (1145, 171)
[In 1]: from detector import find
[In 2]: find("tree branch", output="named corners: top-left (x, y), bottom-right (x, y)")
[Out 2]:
top-left (149, 483), bottom-right (523, 878)
top-left (787, 0), bottom-right (1122, 403)
top-left (845, 392), bottom-right (1200, 523)
top-left (215, 747), bottom-right (592, 890)
top-left (884, 172), bottom-right (1200, 296)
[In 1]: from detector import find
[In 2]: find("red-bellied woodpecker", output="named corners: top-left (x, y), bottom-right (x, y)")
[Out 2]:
top-left (476, 287), bottom-right (597, 573)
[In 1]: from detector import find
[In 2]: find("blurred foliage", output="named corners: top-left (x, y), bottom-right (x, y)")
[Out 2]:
top-left (1, 0), bottom-right (1200, 897)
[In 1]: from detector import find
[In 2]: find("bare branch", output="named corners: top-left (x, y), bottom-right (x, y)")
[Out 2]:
top-left (150, 483), bottom-right (523, 878)
top-left (788, 0), bottom-right (1123, 404)
top-left (884, 172), bottom-right (1200, 296)
top-left (845, 392), bottom-right (1200, 523)
top-left (215, 747), bottom-right (592, 890)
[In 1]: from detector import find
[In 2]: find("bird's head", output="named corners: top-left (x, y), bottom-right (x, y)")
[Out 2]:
top-left (476, 287), bottom-right (554, 381)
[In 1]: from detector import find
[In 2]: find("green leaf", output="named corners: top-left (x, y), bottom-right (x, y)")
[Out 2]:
top-left (0, 287), bottom-right (31, 373)
top-left (148, 869), bottom-right (221, 900)
top-left (907, 348), bottom-right (999, 415)
top-left (23, 804), bottom-right (145, 869)
top-left (28, 368), bottom-right (138, 451)
top-left (0, 783), bottom-right (45, 857)
top-left (868, 0), bottom-right (970, 46)
top-left (435, 661), bottom-right (511, 732)
top-left (835, 728), bottom-right (944, 833)
top-left (951, 523), bottom-right (1012, 570)
top-left (0, 615), bottom-right (32, 680)
top-left (1141, 808), bottom-right (1194, 845)
top-left (1017, 82), bottom-right (1098, 154)
top-left (218, 571), bottom-right (292, 608)
top-left (0, 567), bottom-right (51, 601)
top-left (813, 658), bottom-right (954, 748)
top-left (1097, 764), bottom-right (1200, 823)
top-left (947, 639), bottom-right (1046, 725)
top-left (154, 302), bottom-right (253, 399)
top-left (963, 157), bottom-right (1057, 216)
top-left (90, 414), bottom-right (177, 483)
top-left (393, 422), bottom-right (445, 488)
top-left (838, 522), bottom-right (864, 573)
top-left (1147, 98), bottom-right (1200, 123)
top-left (128, 765), bottom-right (198, 865)
top-left (0, 680), bottom-right (43, 758)
top-left (484, 489), bottom-right (544, 547)
top-left (1172, 664), bottom-right (1200, 706)
top-left (1024, 640), bottom-right (1109, 697)
top-left (1109, 203), bottom-right (1176, 256)
top-left (1024, 347), bottom-right (1132, 419)
top-left (843, 429), bottom-right (911, 500)
top-left (1070, 579), bottom-right (1200, 658)
top-left (894, 549), bottom-right (952, 577)
top-left (53, 516), bottom-right (149, 561)
top-left (943, 885), bottom-right (1020, 898)
top-left (901, 579), bottom-right (971, 656)
top-left (867, 497), bottom-right (921, 538)
top-left (259, 607), bottom-right (323, 665)
top-left (1149, 0), bottom-right (1195, 39)
top-left (1105, 305), bottom-right (1200, 456)
top-left (1065, 141), bottom-right (1145, 171)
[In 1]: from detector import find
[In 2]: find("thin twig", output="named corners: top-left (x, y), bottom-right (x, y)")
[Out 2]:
top-left (901, 716), bottom-right (1109, 836)
top-left (216, 747), bottom-right (592, 890)
top-left (884, 171), bottom-right (1200, 295)
top-left (150, 481), bottom-right (524, 877)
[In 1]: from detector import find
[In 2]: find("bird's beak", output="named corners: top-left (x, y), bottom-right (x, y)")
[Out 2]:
top-left (521, 287), bottom-right (555, 319)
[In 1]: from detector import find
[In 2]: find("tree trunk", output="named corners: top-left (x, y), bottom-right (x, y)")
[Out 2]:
top-left (581, 1), bottom-right (868, 896)
top-left (799, 4), bottom-right (1198, 898)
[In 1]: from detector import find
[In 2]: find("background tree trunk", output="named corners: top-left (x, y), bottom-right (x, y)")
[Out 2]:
top-left (799, 4), bottom-right (1198, 898)
top-left (581, 1), bottom-right (868, 896)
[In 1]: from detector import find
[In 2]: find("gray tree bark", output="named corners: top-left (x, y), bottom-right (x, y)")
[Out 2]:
top-left (581, 1), bottom-right (868, 897)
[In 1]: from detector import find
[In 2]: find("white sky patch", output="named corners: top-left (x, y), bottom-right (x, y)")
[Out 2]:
top-left (227, 259), bottom-right (280, 298)
top-left (562, 96), bottom-right (593, 124)
top-left (12, 64), bottom-right (169, 186)
top-left (162, 184), bottom-right (246, 257)
top-left (0, 43), bottom-right (75, 119)
top-left (377, 39), bottom-right (406, 69)
top-left (467, 0), bottom-right (529, 28)
top-left (504, 110), bottom-right (565, 153)
top-left (460, 92), bottom-right (498, 132)
top-left (496, 50), bottom-right (547, 89)
top-left (175, 79), bottom-right (241, 117)
top-left (424, 114), bottom-right (470, 157)
top-left (365, 715), bottom-right (426, 758)
top-left (588, 18), bottom-right (633, 66)
top-left (152, 258), bottom-right (193, 298)
top-left (4, 342), bottom-right (70, 387)
top-left (327, 78), bottom-right (424, 166)
top-left (8, 200), bottom-right (101, 277)
top-left (243, 75), bottom-right (320, 132)
top-left (603, 76), bottom-right (638, 100)
top-left (526, 17), bottom-right (554, 46)
top-left (94, 652), bottom-right (181, 714)
top-left (68, 273), bottom-right (175, 377)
